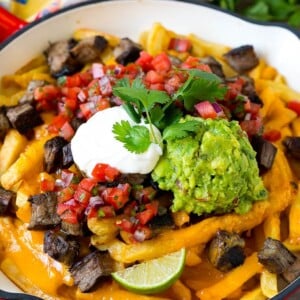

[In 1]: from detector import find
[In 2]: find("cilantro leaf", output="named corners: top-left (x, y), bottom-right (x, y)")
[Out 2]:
top-left (174, 69), bottom-right (227, 111)
top-left (163, 120), bottom-right (202, 141)
top-left (113, 79), bottom-right (171, 112)
top-left (112, 120), bottom-right (151, 154)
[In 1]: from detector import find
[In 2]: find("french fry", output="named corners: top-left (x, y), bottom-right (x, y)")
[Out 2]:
top-left (144, 22), bottom-right (171, 55)
top-left (0, 134), bottom-right (52, 191)
top-left (88, 217), bottom-right (120, 245)
top-left (196, 253), bottom-right (263, 300)
top-left (288, 187), bottom-right (300, 244)
top-left (260, 270), bottom-right (278, 298)
top-left (240, 287), bottom-right (266, 300)
top-left (188, 34), bottom-right (230, 59)
top-left (167, 280), bottom-right (191, 300)
top-left (0, 129), bottom-right (27, 175)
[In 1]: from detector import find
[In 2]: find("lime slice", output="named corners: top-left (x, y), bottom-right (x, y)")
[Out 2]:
top-left (112, 248), bottom-right (186, 294)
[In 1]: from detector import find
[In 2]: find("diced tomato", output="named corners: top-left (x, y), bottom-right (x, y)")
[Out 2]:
top-left (181, 56), bottom-right (212, 72)
top-left (64, 97), bottom-right (78, 111)
top-left (132, 186), bottom-right (157, 203)
top-left (57, 205), bottom-right (78, 224)
top-left (95, 97), bottom-right (111, 111)
top-left (136, 201), bottom-right (158, 225)
top-left (164, 74), bottom-right (182, 95)
top-left (80, 102), bottom-right (96, 120)
top-left (240, 118), bottom-right (263, 136)
top-left (78, 178), bottom-right (98, 192)
top-left (97, 205), bottom-right (116, 218)
top-left (151, 53), bottom-right (171, 73)
top-left (74, 187), bottom-right (91, 206)
top-left (169, 38), bottom-right (192, 53)
top-left (124, 201), bottom-right (138, 217)
top-left (225, 77), bottom-right (245, 100)
top-left (59, 121), bottom-right (74, 140)
top-left (61, 87), bottom-right (81, 100)
top-left (34, 85), bottom-right (61, 101)
top-left (48, 114), bottom-right (69, 134)
top-left (40, 178), bottom-right (55, 192)
top-left (116, 218), bottom-right (136, 233)
top-left (102, 183), bottom-right (131, 209)
top-left (88, 79), bottom-right (101, 96)
top-left (135, 51), bottom-right (153, 72)
top-left (60, 72), bottom-right (92, 87)
top-left (57, 185), bottom-right (76, 202)
top-left (287, 100), bottom-right (300, 115)
top-left (195, 101), bottom-right (217, 119)
top-left (149, 83), bottom-right (165, 91)
top-left (91, 163), bottom-right (120, 182)
top-left (244, 100), bottom-right (261, 116)
top-left (263, 129), bottom-right (282, 142)
top-left (145, 70), bottom-right (165, 84)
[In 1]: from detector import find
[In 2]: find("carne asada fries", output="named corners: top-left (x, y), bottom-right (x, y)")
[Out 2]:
top-left (0, 22), bottom-right (300, 300)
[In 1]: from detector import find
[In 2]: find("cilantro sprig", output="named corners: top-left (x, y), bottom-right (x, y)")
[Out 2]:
top-left (173, 69), bottom-right (227, 111)
top-left (112, 69), bottom-right (227, 153)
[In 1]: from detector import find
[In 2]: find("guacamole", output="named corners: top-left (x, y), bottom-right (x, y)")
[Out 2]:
top-left (152, 117), bottom-right (268, 215)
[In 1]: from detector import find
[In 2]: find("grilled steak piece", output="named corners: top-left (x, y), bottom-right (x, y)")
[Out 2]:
top-left (223, 45), bottom-right (259, 73)
top-left (201, 56), bottom-right (225, 78)
top-left (70, 251), bottom-right (115, 292)
top-left (62, 143), bottom-right (73, 169)
top-left (283, 137), bottom-right (300, 159)
top-left (19, 80), bottom-right (46, 104)
top-left (28, 192), bottom-right (61, 230)
top-left (114, 38), bottom-right (142, 65)
top-left (70, 117), bottom-right (84, 131)
top-left (6, 103), bottom-right (43, 134)
top-left (0, 187), bottom-right (16, 215)
top-left (208, 230), bottom-right (245, 272)
top-left (282, 256), bottom-right (300, 283)
top-left (71, 36), bottom-right (108, 64)
top-left (251, 135), bottom-right (277, 172)
top-left (258, 237), bottom-right (296, 274)
top-left (44, 230), bottom-right (80, 265)
top-left (45, 39), bottom-right (81, 78)
top-left (61, 221), bottom-right (83, 236)
top-left (0, 108), bottom-right (11, 139)
top-left (44, 136), bottom-right (68, 173)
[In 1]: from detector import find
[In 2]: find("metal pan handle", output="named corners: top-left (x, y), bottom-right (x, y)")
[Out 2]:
top-left (0, 6), bottom-right (28, 43)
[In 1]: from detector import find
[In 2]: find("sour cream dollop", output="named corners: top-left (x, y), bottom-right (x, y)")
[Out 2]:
top-left (71, 106), bottom-right (163, 177)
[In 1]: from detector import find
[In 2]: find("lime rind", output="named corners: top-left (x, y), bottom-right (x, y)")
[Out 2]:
top-left (112, 248), bottom-right (186, 294)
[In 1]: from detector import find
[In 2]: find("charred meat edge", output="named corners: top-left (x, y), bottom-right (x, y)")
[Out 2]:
top-left (44, 230), bottom-right (80, 265)
top-left (114, 38), bottom-right (142, 65)
top-left (28, 192), bottom-right (61, 230)
top-left (208, 230), bottom-right (246, 272)
top-left (223, 45), bottom-right (259, 73)
top-left (43, 136), bottom-right (68, 173)
top-left (70, 251), bottom-right (115, 292)
top-left (0, 187), bottom-right (16, 215)
top-left (6, 103), bottom-right (43, 135)
top-left (258, 237), bottom-right (296, 274)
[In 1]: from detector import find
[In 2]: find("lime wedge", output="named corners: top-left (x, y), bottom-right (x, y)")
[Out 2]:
top-left (112, 248), bottom-right (186, 294)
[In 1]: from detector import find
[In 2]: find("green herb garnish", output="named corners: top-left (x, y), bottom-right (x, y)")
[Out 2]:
top-left (162, 120), bottom-right (202, 140)
top-left (173, 69), bottom-right (227, 111)
top-left (112, 120), bottom-right (151, 154)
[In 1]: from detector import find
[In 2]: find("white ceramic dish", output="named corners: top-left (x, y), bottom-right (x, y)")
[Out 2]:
top-left (0, 0), bottom-right (300, 296)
